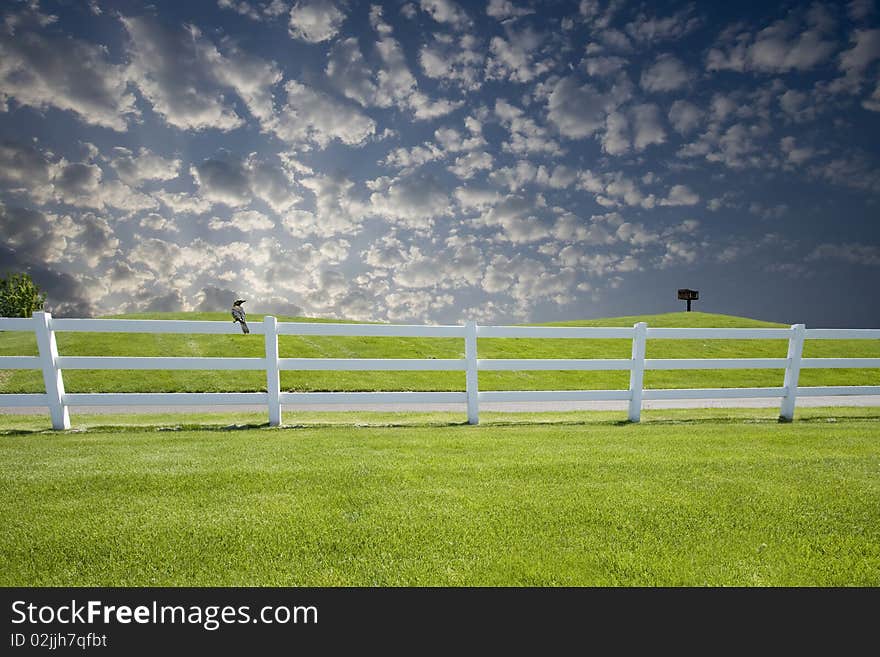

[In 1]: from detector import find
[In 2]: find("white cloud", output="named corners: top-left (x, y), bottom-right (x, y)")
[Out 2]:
top-left (482, 253), bottom-right (577, 309)
top-left (448, 151), bottom-right (493, 179)
top-left (369, 172), bottom-right (453, 230)
top-left (370, 6), bottom-right (462, 119)
top-left (495, 99), bottom-right (562, 155)
top-left (97, 180), bottom-right (160, 212)
top-left (780, 136), bottom-right (815, 166)
top-left (217, 0), bottom-right (262, 21)
top-left (391, 240), bottom-right (483, 290)
top-left (435, 122), bottom-right (486, 152)
top-left (668, 99), bottom-right (704, 135)
top-left (479, 194), bottom-right (552, 243)
top-left (486, 0), bottom-right (534, 20)
top-left (139, 212), bottom-right (178, 233)
top-left (582, 56), bottom-right (628, 78)
top-left (0, 22), bottom-right (137, 130)
top-left (578, 0), bottom-right (620, 30)
top-left (0, 203), bottom-right (80, 264)
top-left (808, 154), bottom-right (880, 192)
top-left (577, 169), bottom-right (657, 209)
top-left (248, 157), bottom-right (303, 213)
top-left (600, 103), bottom-right (667, 154)
top-left (419, 0), bottom-right (470, 30)
top-left (106, 261), bottom-right (154, 296)
top-left (122, 16), bottom-right (282, 135)
top-left (288, 172), bottom-right (367, 237)
top-left (191, 158), bottom-right (252, 207)
top-left (777, 88), bottom-right (817, 122)
top-left (659, 184), bottom-right (699, 206)
top-left (630, 103), bottom-right (667, 150)
top-left (62, 212), bottom-right (120, 267)
top-left (706, 11), bottom-right (837, 73)
top-left (485, 25), bottom-right (553, 83)
top-left (326, 37), bottom-right (379, 106)
top-left (268, 80), bottom-right (376, 148)
top-left (210, 43), bottom-right (284, 126)
top-left (153, 190), bottom-right (214, 215)
top-left (208, 209), bottom-right (276, 232)
top-left (362, 233), bottom-right (409, 269)
top-left (547, 76), bottom-right (619, 139)
top-left (109, 147), bottom-right (181, 186)
top-left (122, 17), bottom-right (245, 132)
top-left (489, 160), bottom-right (535, 190)
top-left (0, 139), bottom-right (52, 189)
top-left (545, 165), bottom-right (578, 189)
top-left (748, 202), bottom-right (788, 219)
top-left (382, 143), bottom-right (444, 172)
top-left (640, 54), bottom-right (691, 93)
top-left (22, 155), bottom-right (159, 213)
top-left (678, 121), bottom-right (774, 170)
top-left (808, 243), bottom-right (880, 266)
top-left (288, 0), bottom-right (346, 43)
top-left (625, 6), bottom-right (701, 43)
top-left (454, 185), bottom-right (501, 209)
top-left (657, 240), bottom-right (698, 267)
top-left (602, 111), bottom-right (629, 155)
top-left (191, 154), bottom-right (300, 211)
top-left (864, 81), bottom-right (880, 111)
top-left (419, 34), bottom-right (485, 92)
top-left (836, 28), bottom-right (880, 93)
top-left (552, 212), bottom-right (619, 245)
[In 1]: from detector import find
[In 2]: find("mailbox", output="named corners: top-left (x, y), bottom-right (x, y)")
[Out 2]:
top-left (677, 288), bottom-right (699, 311)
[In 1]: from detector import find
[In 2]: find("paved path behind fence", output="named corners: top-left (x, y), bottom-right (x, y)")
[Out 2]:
top-left (1, 395), bottom-right (878, 415)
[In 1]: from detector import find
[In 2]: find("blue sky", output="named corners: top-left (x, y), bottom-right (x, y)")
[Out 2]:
top-left (1, 0), bottom-right (879, 327)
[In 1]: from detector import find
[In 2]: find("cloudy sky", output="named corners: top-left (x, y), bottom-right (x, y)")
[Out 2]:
top-left (1, 0), bottom-right (879, 327)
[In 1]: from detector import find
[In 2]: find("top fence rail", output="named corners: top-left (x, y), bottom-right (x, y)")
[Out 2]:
top-left (1, 313), bottom-right (878, 430)
top-left (48, 318), bottom-right (268, 335)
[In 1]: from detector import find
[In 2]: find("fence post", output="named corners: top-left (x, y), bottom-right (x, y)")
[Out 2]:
top-left (34, 311), bottom-right (70, 430)
top-left (779, 323), bottom-right (805, 422)
top-left (628, 322), bottom-right (648, 423)
top-left (264, 315), bottom-right (281, 427)
top-left (465, 320), bottom-right (479, 425)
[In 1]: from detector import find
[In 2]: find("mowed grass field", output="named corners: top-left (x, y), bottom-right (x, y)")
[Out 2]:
top-left (1, 311), bottom-right (878, 393)
top-left (1, 408), bottom-right (878, 586)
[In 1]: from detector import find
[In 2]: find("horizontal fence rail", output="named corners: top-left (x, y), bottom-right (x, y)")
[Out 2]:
top-left (55, 357), bottom-right (268, 370)
top-left (803, 329), bottom-right (880, 339)
top-left (63, 392), bottom-right (270, 406)
top-left (0, 313), bottom-right (878, 429)
top-left (277, 358), bottom-right (467, 371)
top-left (645, 358), bottom-right (788, 370)
top-left (478, 358), bottom-right (632, 371)
top-left (276, 323), bottom-right (466, 337)
top-left (646, 327), bottom-right (793, 339)
top-left (477, 326), bottom-right (634, 338)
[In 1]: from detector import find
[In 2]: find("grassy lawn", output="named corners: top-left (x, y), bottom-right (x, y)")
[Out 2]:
top-left (1, 407), bottom-right (878, 586)
top-left (1, 311), bottom-right (878, 393)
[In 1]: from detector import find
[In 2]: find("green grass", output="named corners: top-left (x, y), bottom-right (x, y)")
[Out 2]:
top-left (1, 408), bottom-right (878, 586)
top-left (1, 311), bottom-right (878, 393)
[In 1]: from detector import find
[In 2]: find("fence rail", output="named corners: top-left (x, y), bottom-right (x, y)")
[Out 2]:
top-left (0, 312), bottom-right (878, 429)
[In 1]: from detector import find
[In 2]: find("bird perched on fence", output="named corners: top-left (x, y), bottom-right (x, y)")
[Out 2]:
top-left (231, 299), bottom-right (249, 334)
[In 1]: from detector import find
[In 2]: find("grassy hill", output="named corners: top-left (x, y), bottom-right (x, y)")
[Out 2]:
top-left (1, 311), bottom-right (878, 393)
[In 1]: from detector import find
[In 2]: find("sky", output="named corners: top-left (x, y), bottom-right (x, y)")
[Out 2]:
top-left (1, 0), bottom-right (879, 328)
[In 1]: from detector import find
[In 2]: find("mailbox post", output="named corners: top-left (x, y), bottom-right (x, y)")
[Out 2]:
top-left (677, 288), bottom-right (699, 312)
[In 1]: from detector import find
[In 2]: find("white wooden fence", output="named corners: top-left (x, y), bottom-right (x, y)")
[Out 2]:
top-left (1, 312), bottom-right (879, 429)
